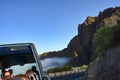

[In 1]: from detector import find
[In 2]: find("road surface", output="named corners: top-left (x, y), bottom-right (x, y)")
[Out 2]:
top-left (50, 72), bottom-right (85, 80)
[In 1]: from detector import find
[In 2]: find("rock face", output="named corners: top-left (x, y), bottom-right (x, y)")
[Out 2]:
top-left (85, 45), bottom-right (120, 80)
top-left (40, 6), bottom-right (120, 66)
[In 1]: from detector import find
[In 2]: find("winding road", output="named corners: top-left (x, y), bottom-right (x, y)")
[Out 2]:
top-left (50, 72), bottom-right (85, 80)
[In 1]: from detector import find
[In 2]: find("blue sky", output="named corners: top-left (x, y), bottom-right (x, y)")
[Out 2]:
top-left (0, 0), bottom-right (120, 54)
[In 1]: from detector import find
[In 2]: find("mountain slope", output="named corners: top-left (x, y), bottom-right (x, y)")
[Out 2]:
top-left (40, 6), bottom-right (120, 66)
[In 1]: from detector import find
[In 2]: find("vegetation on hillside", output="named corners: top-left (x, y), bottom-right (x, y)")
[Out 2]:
top-left (81, 65), bottom-right (88, 70)
top-left (47, 66), bottom-right (73, 73)
top-left (91, 24), bottom-right (120, 61)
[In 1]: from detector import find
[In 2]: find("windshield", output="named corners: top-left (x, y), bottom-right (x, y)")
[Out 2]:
top-left (0, 63), bottom-right (36, 76)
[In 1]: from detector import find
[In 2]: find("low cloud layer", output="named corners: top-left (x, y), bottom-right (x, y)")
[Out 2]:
top-left (41, 57), bottom-right (70, 71)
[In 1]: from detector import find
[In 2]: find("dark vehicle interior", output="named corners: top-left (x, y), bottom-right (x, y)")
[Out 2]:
top-left (0, 46), bottom-right (35, 68)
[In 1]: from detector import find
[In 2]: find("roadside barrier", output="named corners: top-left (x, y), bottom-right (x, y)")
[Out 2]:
top-left (48, 67), bottom-right (86, 78)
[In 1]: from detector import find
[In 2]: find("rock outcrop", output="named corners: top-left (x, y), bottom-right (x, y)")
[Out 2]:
top-left (40, 6), bottom-right (120, 66)
top-left (85, 44), bottom-right (120, 80)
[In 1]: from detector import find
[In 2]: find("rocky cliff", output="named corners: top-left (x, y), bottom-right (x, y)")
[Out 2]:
top-left (85, 44), bottom-right (120, 80)
top-left (40, 6), bottom-right (120, 66)
top-left (85, 7), bottom-right (120, 80)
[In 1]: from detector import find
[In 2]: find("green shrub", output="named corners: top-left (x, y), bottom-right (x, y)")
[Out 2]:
top-left (62, 66), bottom-right (73, 71)
top-left (91, 25), bottom-right (114, 61)
top-left (91, 24), bottom-right (120, 61)
top-left (91, 46), bottom-right (102, 61)
top-left (81, 65), bottom-right (88, 70)
top-left (113, 24), bottom-right (120, 43)
top-left (93, 26), bottom-right (114, 48)
top-left (47, 66), bottom-right (73, 73)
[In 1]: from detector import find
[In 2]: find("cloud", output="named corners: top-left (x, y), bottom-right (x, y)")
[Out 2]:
top-left (41, 57), bottom-right (70, 71)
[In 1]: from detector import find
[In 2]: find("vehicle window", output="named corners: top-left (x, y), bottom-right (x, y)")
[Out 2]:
top-left (6, 63), bottom-right (36, 75)
top-left (0, 45), bottom-right (40, 79)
